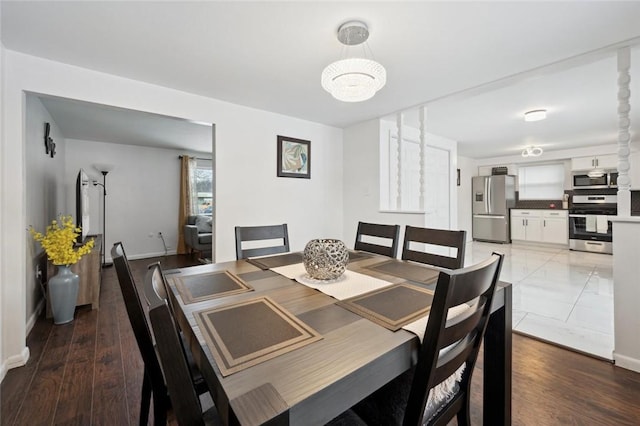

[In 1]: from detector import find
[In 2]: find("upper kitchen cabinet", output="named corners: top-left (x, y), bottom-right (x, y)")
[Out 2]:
top-left (571, 154), bottom-right (617, 171)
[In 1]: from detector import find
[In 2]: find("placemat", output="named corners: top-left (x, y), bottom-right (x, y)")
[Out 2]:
top-left (338, 283), bottom-right (434, 331)
top-left (365, 260), bottom-right (441, 284)
top-left (246, 252), bottom-right (303, 270)
top-left (195, 296), bottom-right (322, 376)
top-left (172, 270), bottom-right (253, 304)
top-left (347, 251), bottom-right (373, 262)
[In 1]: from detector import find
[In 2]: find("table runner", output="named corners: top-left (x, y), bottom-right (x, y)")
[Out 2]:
top-left (171, 270), bottom-right (253, 304)
top-left (246, 252), bottom-right (304, 270)
top-left (248, 250), bottom-right (372, 270)
top-left (271, 261), bottom-right (444, 341)
top-left (271, 263), bottom-right (393, 300)
top-left (194, 296), bottom-right (322, 376)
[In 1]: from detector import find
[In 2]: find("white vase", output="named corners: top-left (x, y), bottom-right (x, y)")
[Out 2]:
top-left (49, 265), bottom-right (79, 325)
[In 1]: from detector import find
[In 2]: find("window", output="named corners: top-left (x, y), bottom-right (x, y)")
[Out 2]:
top-left (387, 134), bottom-right (422, 211)
top-left (194, 159), bottom-right (213, 215)
top-left (518, 163), bottom-right (565, 200)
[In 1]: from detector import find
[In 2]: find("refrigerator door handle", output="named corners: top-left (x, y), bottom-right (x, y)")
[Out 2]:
top-left (485, 178), bottom-right (490, 213)
top-left (473, 215), bottom-right (505, 219)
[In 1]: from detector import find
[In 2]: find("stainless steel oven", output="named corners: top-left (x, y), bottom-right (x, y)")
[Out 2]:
top-left (568, 194), bottom-right (617, 254)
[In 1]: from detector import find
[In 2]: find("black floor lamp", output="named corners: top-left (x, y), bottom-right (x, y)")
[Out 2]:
top-left (93, 164), bottom-right (114, 267)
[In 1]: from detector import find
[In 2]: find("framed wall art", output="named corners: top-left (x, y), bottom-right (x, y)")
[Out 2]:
top-left (277, 135), bottom-right (310, 179)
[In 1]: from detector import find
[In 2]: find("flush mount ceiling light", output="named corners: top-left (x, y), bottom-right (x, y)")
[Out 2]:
top-left (521, 145), bottom-right (543, 157)
top-left (321, 21), bottom-right (386, 102)
top-left (524, 109), bottom-right (547, 122)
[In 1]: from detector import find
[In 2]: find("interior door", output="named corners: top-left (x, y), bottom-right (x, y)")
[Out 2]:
top-left (424, 144), bottom-right (451, 230)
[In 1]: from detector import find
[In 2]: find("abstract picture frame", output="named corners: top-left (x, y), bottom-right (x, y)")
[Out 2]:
top-left (277, 135), bottom-right (310, 179)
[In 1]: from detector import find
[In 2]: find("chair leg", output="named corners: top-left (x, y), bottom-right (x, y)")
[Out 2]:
top-left (139, 372), bottom-right (152, 426)
top-left (456, 398), bottom-right (471, 426)
top-left (152, 389), bottom-right (169, 426)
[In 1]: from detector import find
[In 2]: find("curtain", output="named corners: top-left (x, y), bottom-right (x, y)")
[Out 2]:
top-left (177, 156), bottom-right (197, 254)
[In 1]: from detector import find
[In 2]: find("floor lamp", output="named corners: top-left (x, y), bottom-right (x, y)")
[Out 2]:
top-left (93, 164), bottom-right (114, 267)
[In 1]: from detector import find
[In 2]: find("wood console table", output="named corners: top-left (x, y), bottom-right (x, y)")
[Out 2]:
top-left (46, 234), bottom-right (102, 318)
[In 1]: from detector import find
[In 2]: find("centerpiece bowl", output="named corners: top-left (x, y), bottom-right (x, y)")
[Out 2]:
top-left (303, 239), bottom-right (349, 280)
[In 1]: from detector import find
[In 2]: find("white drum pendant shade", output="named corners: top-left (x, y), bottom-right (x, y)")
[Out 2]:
top-left (322, 20), bottom-right (386, 102)
top-left (321, 58), bottom-right (387, 102)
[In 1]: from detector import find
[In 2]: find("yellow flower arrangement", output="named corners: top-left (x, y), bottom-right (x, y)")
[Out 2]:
top-left (30, 215), bottom-right (94, 266)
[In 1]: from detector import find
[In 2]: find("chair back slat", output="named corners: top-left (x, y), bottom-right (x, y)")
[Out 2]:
top-left (145, 263), bottom-right (205, 426)
top-left (431, 335), bottom-right (476, 386)
top-left (354, 221), bottom-right (400, 258)
top-left (402, 252), bottom-right (504, 426)
top-left (235, 224), bottom-right (290, 260)
top-left (439, 306), bottom-right (485, 349)
top-left (401, 226), bottom-right (466, 269)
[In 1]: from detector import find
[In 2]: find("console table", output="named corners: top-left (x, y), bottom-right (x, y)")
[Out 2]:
top-left (46, 234), bottom-right (102, 318)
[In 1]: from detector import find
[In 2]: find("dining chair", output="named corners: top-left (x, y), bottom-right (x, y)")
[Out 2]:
top-left (341, 252), bottom-right (504, 426)
top-left (401, 226), bottom-right (467, 270)
top-left (354, 221), bottom-right (401, 258)
top-left (235, 223), bottom-right (290, 260)
top-left (144, 263), bottom-right (222, 426)
top-left (111, 242), bottom-right (207, 426)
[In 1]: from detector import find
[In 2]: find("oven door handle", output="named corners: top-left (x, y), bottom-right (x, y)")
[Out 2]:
top-left (569, 214), bottom-right (588, 218)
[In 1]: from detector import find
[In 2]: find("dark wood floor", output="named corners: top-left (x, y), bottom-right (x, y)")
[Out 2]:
top-left (2, 255), bottom-right (640, 425)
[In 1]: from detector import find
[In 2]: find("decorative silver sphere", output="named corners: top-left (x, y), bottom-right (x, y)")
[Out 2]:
top-left (303, 239), bottom-right (349, 280)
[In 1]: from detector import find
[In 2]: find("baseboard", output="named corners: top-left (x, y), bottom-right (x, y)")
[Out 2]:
top-left (613, 351), bottom-right (640, 373)
top-left (123, 249), bottom-right (178, 262)
top-left (26, 298), bottom-right (46, 335)
top-left (1, 346), bottom-right (30, 382)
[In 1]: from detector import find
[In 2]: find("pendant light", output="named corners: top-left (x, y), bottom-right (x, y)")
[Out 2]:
top-left (321, 21), bottom-right (386, 102)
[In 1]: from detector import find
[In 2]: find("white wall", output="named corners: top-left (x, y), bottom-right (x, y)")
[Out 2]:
top-left (342, 119), bottom-right (428, 252)
top-left (64, 139), bottom-right (189, 262)
top-left (24, 95), bottom-right (67, 324)
top-left (0, 8), bottom-right (5, 382)
top-left (456, 155), bottom-right (476, 243)
top-left (1, 50), bottom-right (343, 372)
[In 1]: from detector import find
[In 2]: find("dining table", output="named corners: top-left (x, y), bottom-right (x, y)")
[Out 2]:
top-left (164, 251), bottom-right (512, 426)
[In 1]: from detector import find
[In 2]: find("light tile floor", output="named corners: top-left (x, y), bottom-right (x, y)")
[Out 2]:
top-left (465, 241), bottom-right (614, 360)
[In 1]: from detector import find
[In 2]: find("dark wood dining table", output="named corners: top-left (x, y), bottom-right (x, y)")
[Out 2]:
top-left (165, 252), bottom-right (512, 426)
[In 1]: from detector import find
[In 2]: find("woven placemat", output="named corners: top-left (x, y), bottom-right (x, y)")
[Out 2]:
top-left (195, 296), bottom-right (322, 376)
top-left (347, 251), bottom-right (374, 262)
top-left (172, 270), bottom-right (253, 304)
top-left (365, 260), bottom-right (440, 284)
top-left (246, 253), bottom-right (304, 270)
top-left (338, 283), bottom-right (434, 331)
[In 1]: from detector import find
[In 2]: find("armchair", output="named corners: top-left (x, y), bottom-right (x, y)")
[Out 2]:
top-left (184, 215), bottom-right (212, 258)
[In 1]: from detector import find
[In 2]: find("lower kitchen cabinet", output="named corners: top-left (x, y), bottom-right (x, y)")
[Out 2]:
top-left (511, 209), bottom-right (568, 245)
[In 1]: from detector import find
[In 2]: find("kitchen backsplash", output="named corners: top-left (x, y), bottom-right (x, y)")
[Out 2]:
top-left (514, 192), bottom-right (564, 209)
top-left (513, 190), bottom-right (640, 215)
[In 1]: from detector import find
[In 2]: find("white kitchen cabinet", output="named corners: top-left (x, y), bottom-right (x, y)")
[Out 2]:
top-left (511, 210), bottom-right (543, 242)
top-left (571, 154), bottom-right (617, 171)
top-left (511, 209), bottom-right (568, 245)
top-left (541, 210), bottom-right (568, 244)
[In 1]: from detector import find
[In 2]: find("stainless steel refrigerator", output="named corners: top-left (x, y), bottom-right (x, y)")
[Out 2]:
top-left (472, 175), bottom-right (515, 243)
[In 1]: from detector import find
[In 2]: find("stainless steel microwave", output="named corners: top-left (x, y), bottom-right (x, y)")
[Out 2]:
top-left (572, 170), bottom-right (618, 189)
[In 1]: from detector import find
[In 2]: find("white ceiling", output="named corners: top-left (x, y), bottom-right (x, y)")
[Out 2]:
top-left (39, 96), bottom-right (213, 153)
top-left (3, 1), bottom-right (640, 159)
